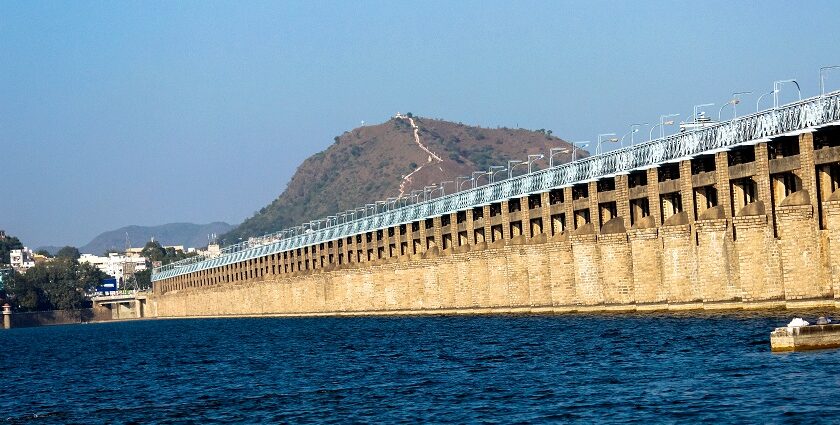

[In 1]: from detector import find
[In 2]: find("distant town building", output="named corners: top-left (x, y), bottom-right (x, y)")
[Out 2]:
top-left (125, 247), bottom-right (145, 257)
top-left (78, 253), bottom-right (148, 287)
top-left (10, 248), bottom-right (35, 273)
top-left (205, 243), bottom-right (221, 257)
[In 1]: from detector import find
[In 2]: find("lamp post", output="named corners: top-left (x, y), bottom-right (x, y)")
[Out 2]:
top-left (457, 176), bottom-right (472, 191)
top-left (820, 66), bottom-right (840, 96)
top-left (438, 181), bottom-right (453, 196)
top-left (472, 171), bottom-right (488, 188)
top-left (410, 191), bottom-right (423, 204)
top-left (620, 123), bottom-right (648, 147)
top-left (773, 79), bottom-right (801, 108)
top-left (549, 148), bottom-right (570, 167)
top-left (526, 154), bottom-right (544, 173)
top-left (507, 160), bottom-right (525, 178)
top-left (721, 91), bottom-right (751, 119)
top-left (649, 114), bottom-right (679, 141)
top-left (597, 133), bottom-right (618, 154)
top-left (756, 90), bottom-right (776, 112)
top-left (693, 103), bottom-right (714, 123)
top-left (423, 185), bottom-right (437, 201)
top-left (572, 141), bottom-right (590, 160)
top-left (489, 166), bottom-right (506, 183)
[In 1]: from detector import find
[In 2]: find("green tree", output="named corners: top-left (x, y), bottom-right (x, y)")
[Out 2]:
top-left (140, 240), bottom-right (197, 266)
top-left (141, 241), bottom-right (167, 263)
top-left (56, 246), bottom-right (81, 260)
top-left (3, 269), bottom-right (49, 311)
top-left (0, 235), bottom-right (24, 265)
top-left (34, 249), bottom-right (52, 257)
top-left (3, 258), bottom-right (107, 311)
top-left (134, 269), bottom-right (152, 290)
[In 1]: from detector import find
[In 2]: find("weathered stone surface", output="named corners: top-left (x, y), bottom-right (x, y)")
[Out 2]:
top-left (699, 205), bottom-right (726, 220)
top-left (738, 201), bottom-right (765, 217)
top-left (631, 215), bottom-right (656, 230)
top-left (779, 190), bottom-right (811, 207)
top-left (664, 211), bottom-right (689, 226)
top-left (574, 222), bottom-right (596, 235)
top-left (600, 217), bottom-right (627, 235)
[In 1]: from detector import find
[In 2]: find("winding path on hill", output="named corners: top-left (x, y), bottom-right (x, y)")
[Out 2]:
top-left (395, 114), bottom-right (443, 197)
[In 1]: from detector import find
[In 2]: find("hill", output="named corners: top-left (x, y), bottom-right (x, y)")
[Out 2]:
top-left (34, 246), bottom-right (63, 256)
top-left (225, 115), bottom-right (585, 241)
top-left (79, 222), bottom-right (233, 255)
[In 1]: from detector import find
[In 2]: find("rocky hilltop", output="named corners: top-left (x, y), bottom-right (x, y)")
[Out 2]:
top-left (225, 115), bottom-right (583, 241)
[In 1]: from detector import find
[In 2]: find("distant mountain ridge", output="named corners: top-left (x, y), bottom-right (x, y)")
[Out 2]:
top-left (78, 222), bottom-right (233, 255)
top-left (225, 115), bottom-right (585, 241)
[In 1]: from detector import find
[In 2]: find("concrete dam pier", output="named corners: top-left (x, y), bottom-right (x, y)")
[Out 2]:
top-left (150, 93), bottom-right (840, 318)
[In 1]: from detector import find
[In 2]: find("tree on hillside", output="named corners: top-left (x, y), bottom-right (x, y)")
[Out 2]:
top-left (56, 246), bottom-right (81, 260)
top-left (141, 241), bottom-right (167, 263)
top-left (34, 249), bottom-right (52, 257)
top-left (140, 240), bottom-right (197, 266)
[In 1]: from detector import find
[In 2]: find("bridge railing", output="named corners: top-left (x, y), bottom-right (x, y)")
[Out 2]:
top-left (153, 91), bottom-right (840, 281)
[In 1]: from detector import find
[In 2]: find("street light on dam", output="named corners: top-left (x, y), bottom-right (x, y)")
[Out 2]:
top-left (718, 92), bottom-right (751, 120)
top-left (773, 79), bottom-right (801, 108)
top-left (620, 123), bottom-right (648, 147)
top-left (820, 65), bottom-right (840, 96)
top-left (649, 114), bottom-right (678, 141)
top-left (549, 147), bottom-right (570, 167)
top-left (597, 133), bottom-right (618, 154)
top-left (489, 166), bottom-right (507, 183)
top-left (756, 89), bottom-right (776, 112)
top-left (572, 141), bottom-right (590, 161)
top-left (508, 160), bottom-right (525, 179)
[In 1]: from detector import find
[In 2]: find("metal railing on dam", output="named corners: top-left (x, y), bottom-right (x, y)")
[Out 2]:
top-left (152, 90), bottom-right (840, 282)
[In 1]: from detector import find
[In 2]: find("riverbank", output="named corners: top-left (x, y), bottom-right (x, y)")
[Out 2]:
top-left (3, 307), bottom-right (113, 329)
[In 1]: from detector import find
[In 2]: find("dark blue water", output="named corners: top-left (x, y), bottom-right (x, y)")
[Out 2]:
top-left (1, 313), bottom-right (839, 424)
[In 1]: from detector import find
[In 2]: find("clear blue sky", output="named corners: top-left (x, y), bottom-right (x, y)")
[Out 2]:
top-left (2, 0), bottom-right (839, 248)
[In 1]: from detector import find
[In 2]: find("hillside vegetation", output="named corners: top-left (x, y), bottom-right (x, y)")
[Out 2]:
top-left (225, 115), bottom-right (584, 241)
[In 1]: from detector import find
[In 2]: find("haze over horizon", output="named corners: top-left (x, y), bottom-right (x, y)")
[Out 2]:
top-left (3, 0), bottom-right (839, 248)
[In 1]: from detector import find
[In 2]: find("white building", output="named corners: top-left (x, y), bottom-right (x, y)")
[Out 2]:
top-left (10, 248), bottom-right (35, 273)
top-left (194, 244), bottom-right (221, 258)
top-left (78, 253), bottom-right (148, 287)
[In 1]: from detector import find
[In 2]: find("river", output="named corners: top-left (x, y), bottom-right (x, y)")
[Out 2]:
top-left (2, 312), bottom-right (838, 423)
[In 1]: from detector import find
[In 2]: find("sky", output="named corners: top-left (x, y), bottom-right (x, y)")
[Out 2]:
top-left (2, 0), bottom-right (839, 248)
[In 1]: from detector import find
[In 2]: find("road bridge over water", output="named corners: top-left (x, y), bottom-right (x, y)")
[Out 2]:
top-left (148, 90), bottom-right (840, 317)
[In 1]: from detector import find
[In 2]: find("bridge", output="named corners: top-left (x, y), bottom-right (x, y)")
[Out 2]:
top-left (91, 291), bottom-right (148, 319)
top-left (148, 89), bottom-right (840, 317)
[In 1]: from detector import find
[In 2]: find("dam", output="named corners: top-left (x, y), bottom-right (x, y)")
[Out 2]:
top-left (148, 91), bottom-right (840, 317)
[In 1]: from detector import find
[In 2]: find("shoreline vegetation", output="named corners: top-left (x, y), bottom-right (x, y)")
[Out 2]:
top-left (1, 232), bottom-right (196, 314)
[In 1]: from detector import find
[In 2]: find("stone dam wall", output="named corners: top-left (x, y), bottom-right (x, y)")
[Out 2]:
top-left (149, 131), bottom-right (840, 317)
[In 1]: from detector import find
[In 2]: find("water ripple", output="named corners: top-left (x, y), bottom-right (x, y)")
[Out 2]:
top-left (2, 312), bottom-right (839, 423)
